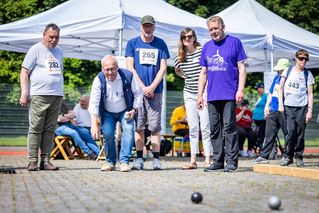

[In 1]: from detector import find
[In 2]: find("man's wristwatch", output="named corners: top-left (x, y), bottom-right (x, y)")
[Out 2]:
top-left (133, 107), bottom-right (138, 112)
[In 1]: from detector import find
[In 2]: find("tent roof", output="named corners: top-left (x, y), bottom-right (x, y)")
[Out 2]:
top-left (0, 0), bottom-right (209, 64)
top-left (216, 0), bottom-right (319, 70)
top-left (1, 0), bottom-right (319, 71)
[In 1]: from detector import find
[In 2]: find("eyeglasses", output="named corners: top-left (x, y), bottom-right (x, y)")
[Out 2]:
top-left (297, 57), bottom-right (309, 62)
top-left (103, 67), bottom-right (117, 73)
top-left (181, 35), bottom-right (194, 40)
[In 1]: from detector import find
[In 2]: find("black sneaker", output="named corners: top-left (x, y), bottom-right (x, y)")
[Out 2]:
top-left (280, 157), bottom-right (293, 166)
top-left (224, 164), bottom-right (237, 172)
top-left (296, 158), bottom-right (305, 167)
top-left (204, 163), bottom-right (224, 172)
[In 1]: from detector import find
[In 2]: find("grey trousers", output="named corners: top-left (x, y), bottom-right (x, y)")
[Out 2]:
top-left (27, 96), bottom-right (63, 162)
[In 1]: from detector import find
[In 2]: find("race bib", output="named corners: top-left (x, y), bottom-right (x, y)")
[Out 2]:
top-left (285, 79), bottom-right (300, 94)
top-left (139, 48), bottom-right (158, 65)
top-left (45, 56), bottom-right (62, 75)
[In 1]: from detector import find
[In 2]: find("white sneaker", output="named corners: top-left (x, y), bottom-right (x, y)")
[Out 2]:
top-left (101, 163), bottom-right (115, 171)
top-left (239, 150), bottom-right (248, 157)
top-left (152, 158), bottom-right (162, 170)
top-left (120, 163), bottom-right (131, 172)
top-left (131, 158), bottom-right (144, 170)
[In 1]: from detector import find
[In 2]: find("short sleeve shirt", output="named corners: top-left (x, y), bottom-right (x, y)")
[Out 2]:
top-left (200, 35), bottom-right (247, 101)
top-left (22, 42), bottom-right (64, 96)
top-left (174, 47), bottom-right (202, 94)
top-left (236, 108), bottom-right (253, 129)
top-left (282, 66), bottom-right (315, 107)
top-left (125, 36), bottom-right (170, 94)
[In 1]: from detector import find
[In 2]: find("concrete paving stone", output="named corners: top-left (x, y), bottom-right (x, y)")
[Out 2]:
top-left (0, 155), bottom-right (318, 212)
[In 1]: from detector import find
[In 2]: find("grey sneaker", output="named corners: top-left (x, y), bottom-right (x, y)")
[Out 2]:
top-left (280, 157), bottom-right (293, 166)
top-left (296, 158), bottom-right (305, 167)
top-left (224, 164), bottom-right (237, 172)
top-left (131, 158), bottom-right (144, 170)
top-left (152, 158), bottom-right (162, 170)
top-left (255, 156), bottom-right (269, 164)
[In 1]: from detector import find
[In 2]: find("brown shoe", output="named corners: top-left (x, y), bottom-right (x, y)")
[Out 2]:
top-left (182, 162), bottom-right (197, 170)
top-left (27, 162), bottom-right (38, 171)
top-left (40, 162), bottom-right (59, 171)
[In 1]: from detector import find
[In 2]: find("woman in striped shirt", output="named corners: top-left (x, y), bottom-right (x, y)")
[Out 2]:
top-left (174, 28), bottom-right (212, 169)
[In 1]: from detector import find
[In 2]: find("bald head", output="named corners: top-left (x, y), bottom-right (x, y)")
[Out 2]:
top-left (101, 55), bottom-right (118, 67)
top-left (101, 55), bottom-right (119, 81)
top-left (80, 95), bottom-right (90, 109)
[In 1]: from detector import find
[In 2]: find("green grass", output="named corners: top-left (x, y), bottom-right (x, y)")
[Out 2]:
top-left (0, 135), bottom-right (318, 146)
top-left (0, 136), bottom-right (28, 146)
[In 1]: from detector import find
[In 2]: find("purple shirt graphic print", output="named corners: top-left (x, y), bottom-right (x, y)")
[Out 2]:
top-left (200, 35), bottom-right (247, 101)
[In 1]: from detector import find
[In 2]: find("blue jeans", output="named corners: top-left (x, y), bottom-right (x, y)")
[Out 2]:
top-left (101, 110), bottom-right (134, 164)
top-left (55, 124), bottom-right (93, 155)
top-left (76, 126), bottom-right (101, 155)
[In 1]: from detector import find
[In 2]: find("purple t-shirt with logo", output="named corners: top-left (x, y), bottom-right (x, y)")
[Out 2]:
top-left (200, 35), bottom-right (247, 101)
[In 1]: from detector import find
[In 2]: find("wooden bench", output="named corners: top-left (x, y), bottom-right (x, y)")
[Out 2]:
top-left (50, 136), bottom-right (75, 160)
top-left (50, 136), bottom-right (84, 160)
top-left (96, 136), bottom-right (106, 161)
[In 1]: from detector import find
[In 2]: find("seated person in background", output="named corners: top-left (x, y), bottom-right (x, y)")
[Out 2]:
top-left (170, 104), bottom-right (189, 137)
top-left (236, 99), bottom-right (257, 157)
top-left (55, 102), bottom-right (98, 160)
top-left (73, 95), bottom-right (101, 157)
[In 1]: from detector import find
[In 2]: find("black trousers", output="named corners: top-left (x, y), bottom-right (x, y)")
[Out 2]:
top-left (260, 111), bottom-right (287, 159)
top-left (284, 105), bottom-right (308, 160)
top-left (254, 120), bottom-right (266, 148)
top-left (208, 100), bottom-right (238, 167)
top-left (174, 129), bottom-right (189, 137)
top-left (237, 125), bottom-right (257, 150)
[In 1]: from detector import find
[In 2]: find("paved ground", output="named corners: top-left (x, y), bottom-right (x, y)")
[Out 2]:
top-left (0, 147), bottom-right (318, 213)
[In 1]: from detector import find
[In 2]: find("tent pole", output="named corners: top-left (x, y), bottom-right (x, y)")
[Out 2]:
top-left (263, 48), bottom-right (268, 72)
top-left (270, 34), bottom-right (274, 72)
top-left (270, 48), bottom-right (274, 72)
top-left (118, 28), bottom-right (123, 56)
top-left (161, 74), bottom-right (167, 134)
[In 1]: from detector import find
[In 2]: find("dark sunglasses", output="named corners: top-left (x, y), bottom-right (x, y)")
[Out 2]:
top-left (297, 57), bottom-right (309, 62)
top-left (181, 35), bottom-right (194, 40)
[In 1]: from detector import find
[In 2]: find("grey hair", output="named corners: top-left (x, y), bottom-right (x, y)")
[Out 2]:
top-left (44, 23), bottom-right (60, 32)
top-left (206, 16), bottom-right (225, 27)
top-left (101, 55), bottom-right (118, 66)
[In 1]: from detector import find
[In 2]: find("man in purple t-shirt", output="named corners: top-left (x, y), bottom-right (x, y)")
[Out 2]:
top-left (197, 16), bottom-right (247, 172)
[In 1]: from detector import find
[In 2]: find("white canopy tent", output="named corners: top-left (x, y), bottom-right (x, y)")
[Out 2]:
top-left (1, 0), bottom-right (319, 72)
top-left (0, 0), bottom-right (211, 133)
top-left (1, 0), bottom-right (319, 131)
top-left (0, 0), bottom-right (209, 64)
top-left (216, 0), bottom-right (319, 71)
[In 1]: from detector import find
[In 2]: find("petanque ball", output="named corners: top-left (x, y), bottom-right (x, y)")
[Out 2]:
top-left (268, 196), bottom-right (281, 210)
top-left (191, 192), bottom-right (203, 204)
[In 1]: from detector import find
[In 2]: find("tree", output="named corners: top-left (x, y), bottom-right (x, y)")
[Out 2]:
top-left (0, 0), bottom-right (318, 96)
